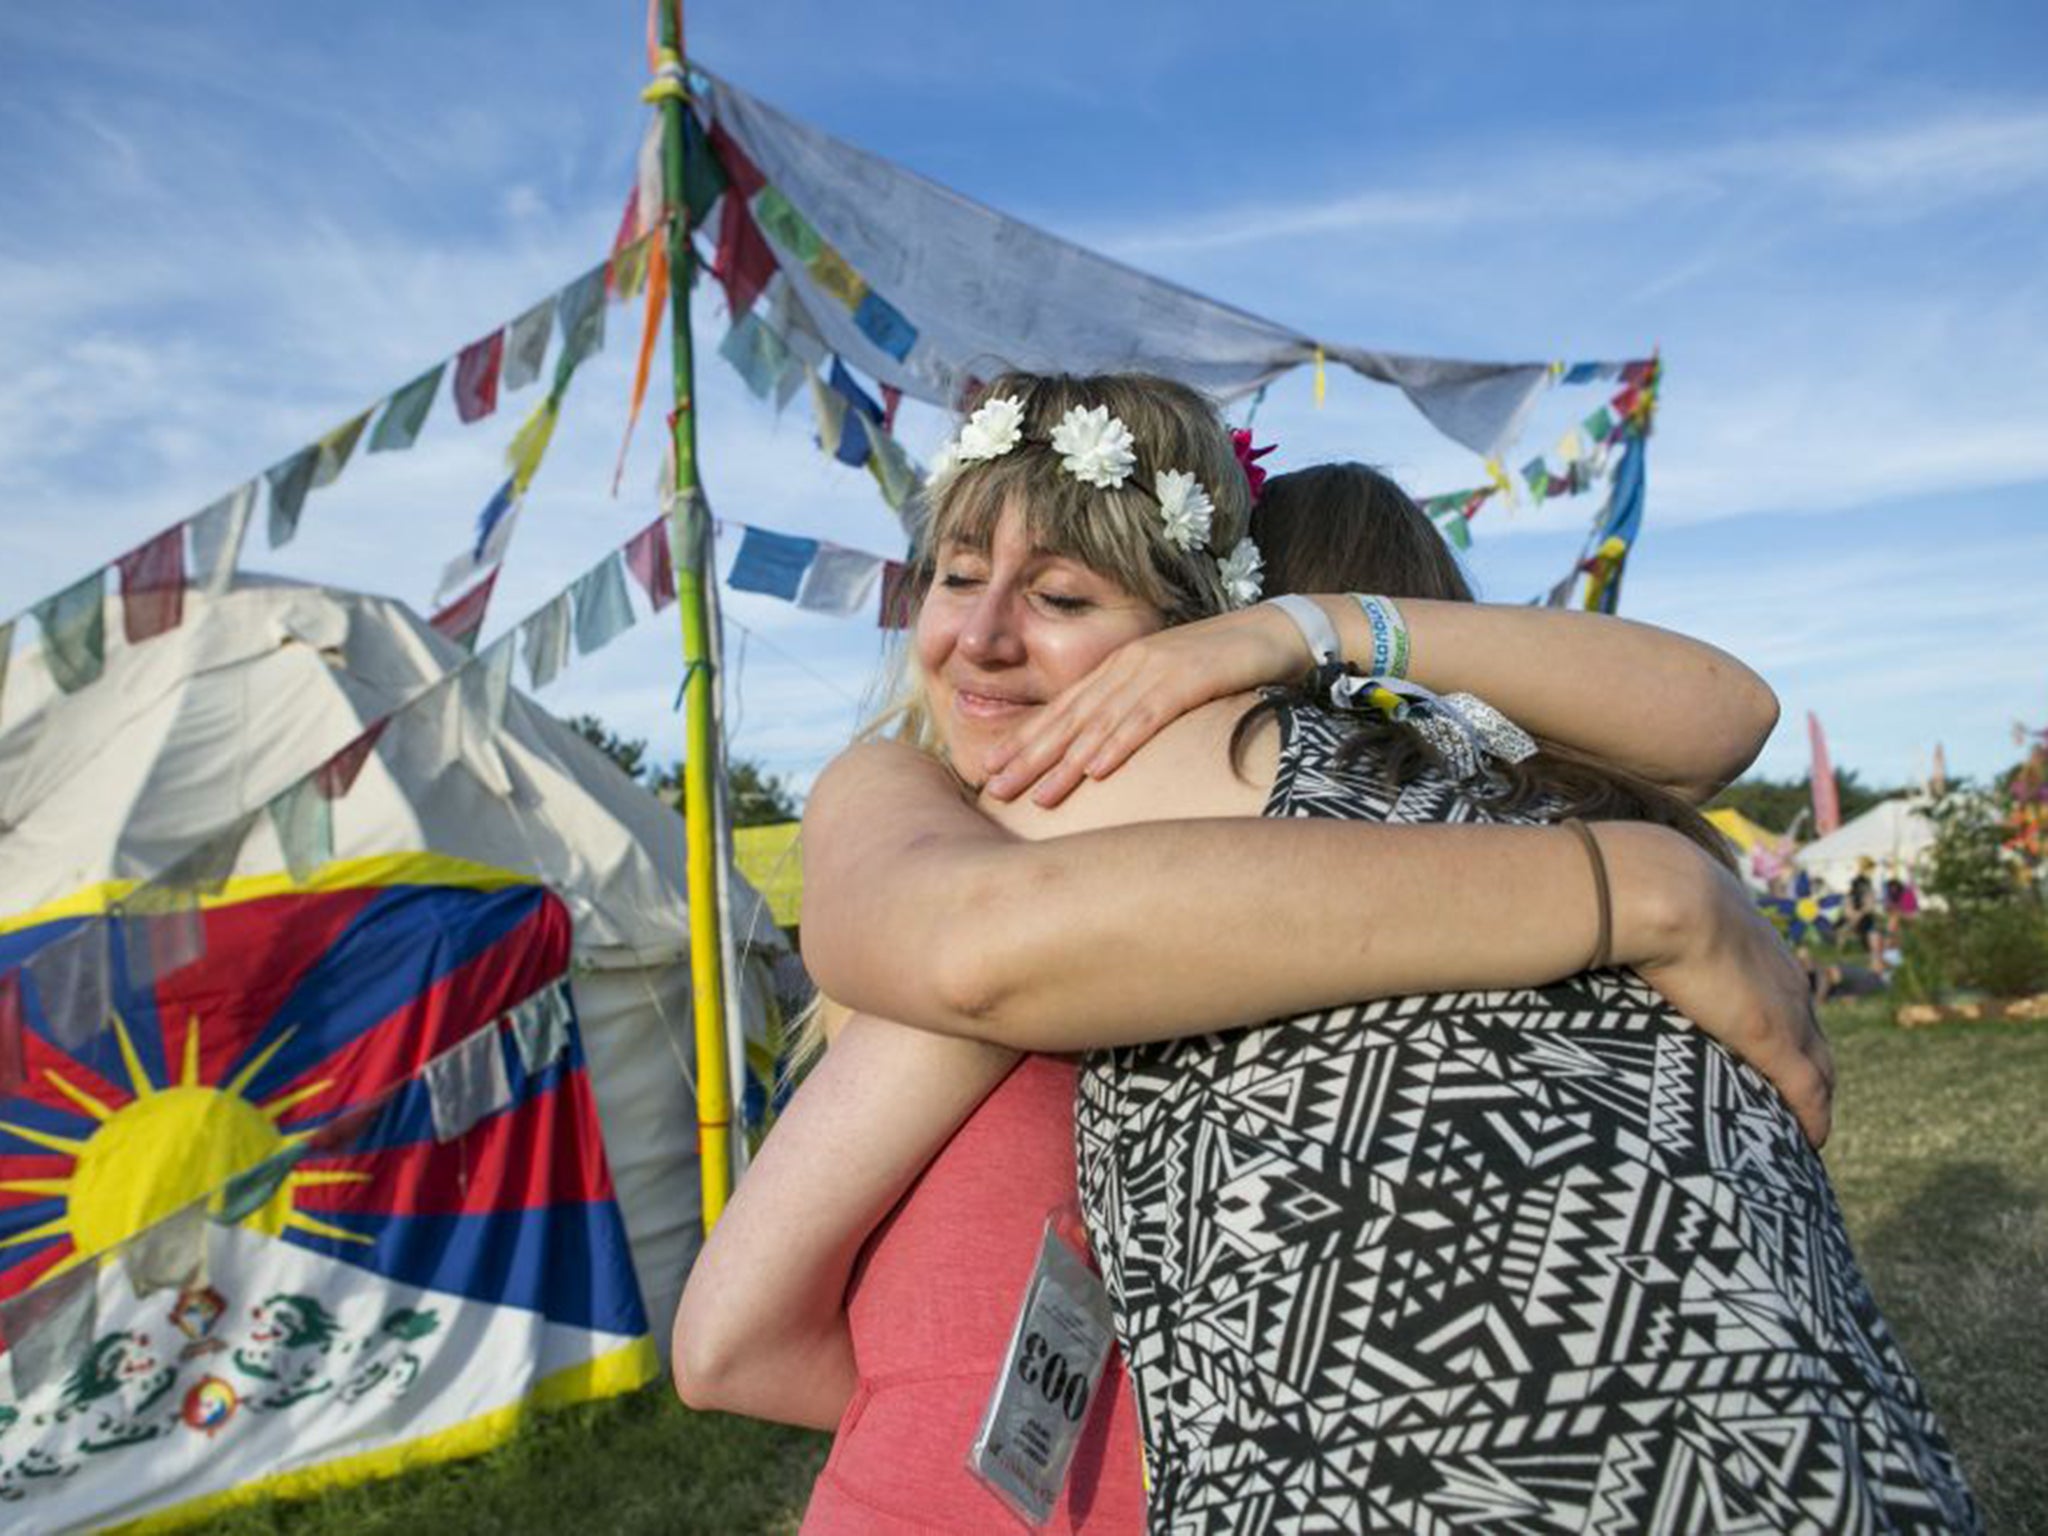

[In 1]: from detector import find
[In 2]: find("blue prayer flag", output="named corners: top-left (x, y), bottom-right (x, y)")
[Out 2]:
top-left (728, 527), bottom-right (819, 601)
top-left (829, 359), bottom-right (882, 468)
top-left (853, 290), bottom-right (918, 362)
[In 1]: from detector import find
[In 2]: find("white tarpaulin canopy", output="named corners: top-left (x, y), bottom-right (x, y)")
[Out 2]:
top-left (703, 69), bottom-right (1561, 458)
top-left (1793, 796), bottom-right (1938, 890)
top-left (0, 579), bottom-right (783, 1348)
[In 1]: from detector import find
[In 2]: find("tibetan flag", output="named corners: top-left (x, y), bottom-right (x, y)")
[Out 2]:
top-left (454, 330), bottom-right (507, 424)
top-left (313, 411), bottom-right (372, 489)
top-left (429, 570), bottom-right (499, 656)
top-left (1809, 712), bottom-right (1842, 836)
top-left (0, 875), bottom-right (654, 1531)
top-left (728, 527), bottom-right (818, 601)
top-left (265, 447), bottom-right (320, 550)
top-left (32, 569), bottom-right (107, 695)
top-left (502, 298), bottom-right (555, 393)
top-left (370, 365), bottom-right (445, 453)
top-left (624, 519), bottom-right (676, 612)
top-left (116, 527), bottom-right (186, 644)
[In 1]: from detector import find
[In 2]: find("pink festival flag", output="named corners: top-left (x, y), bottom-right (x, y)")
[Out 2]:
top-left (1808, 711), bottom-right (1842, 836)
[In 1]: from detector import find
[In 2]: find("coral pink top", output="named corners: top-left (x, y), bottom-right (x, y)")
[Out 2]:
top-left (802, 1054), bottom-right (1145, 1534)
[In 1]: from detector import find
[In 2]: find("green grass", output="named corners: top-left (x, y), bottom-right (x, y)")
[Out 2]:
top-left (193, 1000), bottom-right (2046, 1534)
top-left (1821, 998), bottom-right (2048, 1532)
top-left (198, 1389), bottom-right (827, 1536)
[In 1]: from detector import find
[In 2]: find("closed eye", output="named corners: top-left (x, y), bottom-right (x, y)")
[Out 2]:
top-left (1035, 592), bottom-right (1094, 614)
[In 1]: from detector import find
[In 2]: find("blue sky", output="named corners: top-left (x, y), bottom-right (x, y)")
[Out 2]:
top-left (2, 1), bottom-right (2045, 800)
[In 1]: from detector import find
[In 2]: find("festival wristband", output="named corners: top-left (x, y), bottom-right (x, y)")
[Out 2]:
top-left (1260, 595), bottom-right (1343, 668)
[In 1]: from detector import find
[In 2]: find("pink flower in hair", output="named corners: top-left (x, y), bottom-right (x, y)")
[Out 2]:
top-left (1232, 429), bottom-right (1277, 504)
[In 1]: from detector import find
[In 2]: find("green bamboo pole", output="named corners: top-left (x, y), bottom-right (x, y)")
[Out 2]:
top-left (644, 0), bottom-right (733, 1232)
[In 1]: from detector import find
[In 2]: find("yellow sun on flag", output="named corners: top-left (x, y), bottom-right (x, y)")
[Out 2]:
top-left (0, 1012), bottom-right (371, 1280)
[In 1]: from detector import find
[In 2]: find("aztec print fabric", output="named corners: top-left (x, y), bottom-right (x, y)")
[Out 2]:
top-left (1075, 702), bottom-right (1979, 1534)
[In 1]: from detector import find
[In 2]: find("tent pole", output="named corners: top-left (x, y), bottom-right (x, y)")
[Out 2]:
top-left (648, 0), bottom-right (733, 1232)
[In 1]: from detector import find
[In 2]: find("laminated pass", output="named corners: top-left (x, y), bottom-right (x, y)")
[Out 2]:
top-left (968, 1218), bottom-right (1117, 1526)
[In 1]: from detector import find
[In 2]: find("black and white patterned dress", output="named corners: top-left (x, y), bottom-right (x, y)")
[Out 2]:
top-left (1075, 701), bottom-right (1979, 1534)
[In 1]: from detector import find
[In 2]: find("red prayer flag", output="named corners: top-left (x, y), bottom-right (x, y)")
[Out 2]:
top-left (713, 190), bottom-right (778, 319)
top-left (881, 384), bottom-right (902, 432)
top-left (454, 330), bottom-right (506, 424)
top-left (878, 559), bottom-right (917, 630)
top-left (1808, 711), bottom-right (1842, 836)
top-left (429, 570), bottom-right (499, 654)
top-left (624, 518), bottom-right (676, 612)
top-left (116, 525), bottom-right (186, 643)
top-left (315, 718), bottom-right (390, 802)
top-left (707, 122), bottom-right (766, 201)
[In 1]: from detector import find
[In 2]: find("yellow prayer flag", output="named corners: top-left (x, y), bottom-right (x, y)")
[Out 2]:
top-left (1485, 456), bottom-right (1514, 505)
top-left (313, 410), bottom-right (373, 488)
top-left (808, 245), bottom-right (869, 311)
top-left (507, 399), bottom-right (560, 495)
top-left (1312, 345), bottom-right (1326, 409)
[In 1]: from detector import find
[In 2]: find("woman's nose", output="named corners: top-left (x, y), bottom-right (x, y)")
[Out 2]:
top-left (959, 587), bottom-right (1025, 665)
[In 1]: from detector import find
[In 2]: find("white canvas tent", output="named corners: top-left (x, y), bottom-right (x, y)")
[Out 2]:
top-left (0, 578), bottom-right (784, 1351)
top-left (1793, 796), bottom-right (1938, 891)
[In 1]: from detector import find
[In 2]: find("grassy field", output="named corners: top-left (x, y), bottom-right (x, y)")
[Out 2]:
top-left (200, 1000), bottom-right (2043, 1534)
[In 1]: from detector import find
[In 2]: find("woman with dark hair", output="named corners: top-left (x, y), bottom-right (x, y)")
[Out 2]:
top-left (679, 389), bottom-right (1969, 1532)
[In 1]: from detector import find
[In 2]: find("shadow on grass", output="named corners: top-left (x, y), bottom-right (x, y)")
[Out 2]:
top-left (1856, 1159), bottom-right (2047, 1533)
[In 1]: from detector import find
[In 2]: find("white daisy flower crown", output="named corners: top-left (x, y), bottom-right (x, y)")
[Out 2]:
top-left (929, 396), bottom-right (1264, 608)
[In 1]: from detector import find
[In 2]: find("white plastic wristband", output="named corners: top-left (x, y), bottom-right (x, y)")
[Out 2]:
top-left (1261, 595), bottom-right (1343, 668)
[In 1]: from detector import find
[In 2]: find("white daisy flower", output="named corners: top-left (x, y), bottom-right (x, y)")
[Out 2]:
top-left (1154, 469), bottom-right (1215, 552)
top-left (1049, 405), bottom-right (1137, 489)
top-left (1217, 537), bottom-right (1265, 608)
top-left (955, 395), bottom-right (1026, 462)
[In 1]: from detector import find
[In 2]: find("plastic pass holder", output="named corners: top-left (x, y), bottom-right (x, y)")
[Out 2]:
top-left (967, 1214), bottom-right (1116, 1526)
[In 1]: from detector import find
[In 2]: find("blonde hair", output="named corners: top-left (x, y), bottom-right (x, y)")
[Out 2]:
top-left (867, 369), bottom-right (1252, 753)
top-left (793, 370), bottom-right (1250, 1068)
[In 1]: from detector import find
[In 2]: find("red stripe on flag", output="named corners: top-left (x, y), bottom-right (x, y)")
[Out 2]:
top-left (294, 1074), bottom-right (616, 1218)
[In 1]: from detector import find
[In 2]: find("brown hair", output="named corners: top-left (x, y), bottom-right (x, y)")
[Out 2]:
top-left (1240, 462), bottom-right (1735, 868)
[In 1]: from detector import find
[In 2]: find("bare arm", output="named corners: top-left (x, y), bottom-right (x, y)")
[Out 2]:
top-left (673, 1013), bottom-right (1019, 1428)
top-left (983, 599), bottom-right (1775, 805)
top-left (803, 736), bottom-right (1831, 1143)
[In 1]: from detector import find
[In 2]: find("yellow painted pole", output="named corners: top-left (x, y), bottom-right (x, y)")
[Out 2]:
top-left (643, 1), bottom-right (732, 1231)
